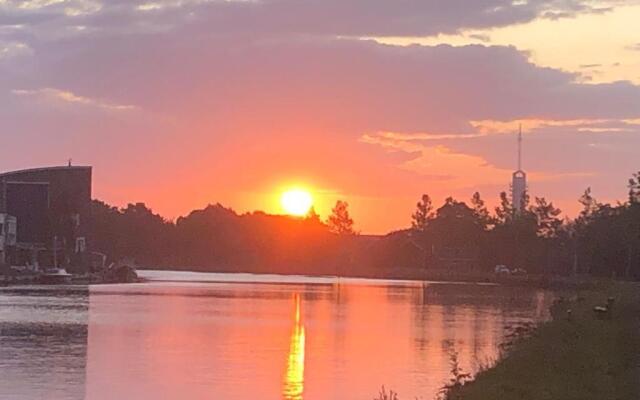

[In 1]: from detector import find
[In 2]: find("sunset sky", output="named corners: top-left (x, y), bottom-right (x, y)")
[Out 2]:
top-left (1, 0), bottom-right (639, 233)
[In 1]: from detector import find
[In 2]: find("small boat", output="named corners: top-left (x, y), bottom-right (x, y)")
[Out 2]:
top-left (39, 268), bottom-right (72, 284)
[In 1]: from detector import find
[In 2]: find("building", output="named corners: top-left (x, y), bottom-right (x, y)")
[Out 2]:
top-left (0, 213), bottom-right (17, 265)
top-left (0, 165), bottom-right (92, 269)
top-left (512, 125), bottom-right (527, 212)
top-left (512, 170), bottom-right (527, 211)
top-left (431, 244), bottom-right (479, 272)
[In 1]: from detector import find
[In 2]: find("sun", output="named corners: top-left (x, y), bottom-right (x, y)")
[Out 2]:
top-left (281, 189), bottom-right (313, 216)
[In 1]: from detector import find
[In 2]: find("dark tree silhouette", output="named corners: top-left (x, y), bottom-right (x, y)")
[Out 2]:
top-left (411, 194), bottom-right (434, 231)
top-left (470, 191), bottom-right (492, 229)
top-left (327, 200), bottom-right (356, 235)
top-left (91, 201), bottom-right (174, 266)
top-left (494, 191), bottom-right (514, 224)
top-left (628, 171), bottom-right (640, 204)
top-left (578, 187), bottom-right (600, 219)
top-left (86, 172), bottom-right (640, 281)
top-left (530, 197), bottom-right (562, 238)
top-left (306, 206), bottom-right (322, 224)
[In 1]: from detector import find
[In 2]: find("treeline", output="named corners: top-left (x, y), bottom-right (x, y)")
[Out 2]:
top-left (372, 171), bottom-right (640, 279)
top-left (90, 201), bottom-right (357, 274)
top-left (89, 172), bottom-right (640, 280)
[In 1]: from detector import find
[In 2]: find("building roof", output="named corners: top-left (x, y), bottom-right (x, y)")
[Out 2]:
top-left (0, 165), bottom-right (92, 178)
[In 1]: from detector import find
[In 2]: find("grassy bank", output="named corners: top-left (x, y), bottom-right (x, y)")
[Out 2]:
top-left (445, 282), bottom-right (640, 400)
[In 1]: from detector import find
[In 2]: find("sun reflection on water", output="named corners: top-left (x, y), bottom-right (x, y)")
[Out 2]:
top-left (283, 294), bottom-right (305, 400)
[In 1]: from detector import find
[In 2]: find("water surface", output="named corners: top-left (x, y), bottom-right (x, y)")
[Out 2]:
top-left (0, 271), bottom-right (553, 400)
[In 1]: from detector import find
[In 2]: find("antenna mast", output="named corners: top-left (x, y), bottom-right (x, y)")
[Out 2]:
top-left (517, 124), bottom-right (522, 171)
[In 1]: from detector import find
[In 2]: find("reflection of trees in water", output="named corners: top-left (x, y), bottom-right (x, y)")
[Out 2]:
top-left (283, 293), bottom-right (306, 400)
top-left (407, 283), bottom-right (554, 390)
top-left (404, 282), bottom-right (554, 310)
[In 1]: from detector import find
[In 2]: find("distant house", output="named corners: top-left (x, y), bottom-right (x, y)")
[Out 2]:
top-left (358, 230), bottom-right (426, 271)
top-left (430, 244), bottom-right (479, 272)
top-left (0, 166), bottom-right (92, 269)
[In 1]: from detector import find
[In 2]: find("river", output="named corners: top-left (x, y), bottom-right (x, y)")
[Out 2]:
top-left (0, 270), bottom-right (554, 400)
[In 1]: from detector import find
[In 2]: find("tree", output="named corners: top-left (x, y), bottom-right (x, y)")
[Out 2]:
top-left (430, 198), bottom-right (485, 245)
top-left (327, 200), bottom-right (355, 235)
top-left (519, 189), bottom-right (531, 213)
top-left (91, 201), bottom-right (175, 266)
top-left (578, 187), bottom-right (600, 220)
top-left (305, 206), bottom-right (322, 224)
top-left (628, 171), bottom-right (640, 204)
top-left (530, 197), bottom-right (562, 238)
top-left (411, 194), bottom-right (434, 231)
top-left (624, 172), bottom-right (640, 277)
top-left (470, 192), bottom-right (491, 229)
top-left (490, 190), bottom-right (542, 272)
top-left (494, 191), bottom-right (513, 224)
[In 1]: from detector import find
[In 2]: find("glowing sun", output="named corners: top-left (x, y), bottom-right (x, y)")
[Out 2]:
top-left (281, 189), bottom-right (313, 216)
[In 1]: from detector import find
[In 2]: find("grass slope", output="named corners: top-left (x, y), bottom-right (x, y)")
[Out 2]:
top-left (446, 283), bottom-right (640, 400)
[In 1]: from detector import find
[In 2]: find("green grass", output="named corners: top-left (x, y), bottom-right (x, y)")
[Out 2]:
top-left (445, 282), bottom-right (640, 400)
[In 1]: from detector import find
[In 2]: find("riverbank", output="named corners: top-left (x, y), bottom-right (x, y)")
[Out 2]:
top-left (0, 264), bottom-right (139, 285)
top-left (444, 282), bottom-right (640, 400)
top-left (140, 265), bottom-right (605, 290)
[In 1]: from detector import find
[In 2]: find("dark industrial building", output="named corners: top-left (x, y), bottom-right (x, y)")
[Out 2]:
top-left (0, 166), bottom-right (92, 269)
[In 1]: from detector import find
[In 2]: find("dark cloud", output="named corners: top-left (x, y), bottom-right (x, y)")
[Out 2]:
top-left (579, 63), bottom-right (602, 68)
top-left (2, 30), bottom-right (639, 188)
top-left (3, 27), bottom-right (640, 138)
top-left (468, 33), bottom-right (491, 43)
top-left (0, 0), bottom-right (632, 42)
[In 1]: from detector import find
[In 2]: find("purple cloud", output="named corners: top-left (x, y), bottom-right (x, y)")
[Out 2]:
top-left (0, 0), bottom-right (631, 41)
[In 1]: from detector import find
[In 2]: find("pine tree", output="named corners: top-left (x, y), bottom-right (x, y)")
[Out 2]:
top-left (628, 171), bottom-right (640, 204)
top-left (578, 187), bottom-right (599, 219)
top-left (494, 191), bottom-right (513, 224)
top-left (470, 191), bottom-right (491, 229)
top-left (530, 197), bottom-right (562, 238)
top-left (306, 206), bottom-right (322, 224)
top-left (411, 194), bottom-right (434, 231)
top-left (327, 200), bottom-right (355, 235)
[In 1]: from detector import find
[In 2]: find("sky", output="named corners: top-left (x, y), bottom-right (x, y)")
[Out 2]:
top-left (1, 0), bottom-right (639, 233)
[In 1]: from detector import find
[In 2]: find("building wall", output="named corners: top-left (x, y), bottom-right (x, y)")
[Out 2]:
top-left (0, 214), bottom-right (17, 265)
top-left (0, 166), bottom-right (92, 265)
top-left (5, 182), bottom-right (49, 243)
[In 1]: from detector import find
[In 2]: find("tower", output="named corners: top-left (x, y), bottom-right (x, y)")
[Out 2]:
top-left (512, 125), bottom-right (527, 212)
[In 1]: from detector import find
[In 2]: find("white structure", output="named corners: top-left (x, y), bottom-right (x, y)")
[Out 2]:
top-left (0, 213), bottom-right (17, 265)
top-left (512, 125), bottom-right (527, 212)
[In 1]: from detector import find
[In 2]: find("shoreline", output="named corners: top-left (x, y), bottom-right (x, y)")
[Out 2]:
top-left (0, 264), bottom-right (139, 286)
top-left (136, 266), bottom-right (609, 290)
top-left (1, 265), bottom-right (617, 291)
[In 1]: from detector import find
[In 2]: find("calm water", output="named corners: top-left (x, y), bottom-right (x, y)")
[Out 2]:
top-left (0, 271), bottom-right (554, 400)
